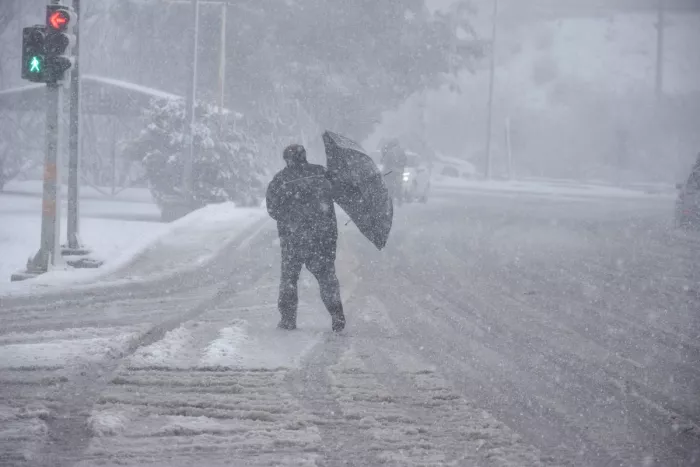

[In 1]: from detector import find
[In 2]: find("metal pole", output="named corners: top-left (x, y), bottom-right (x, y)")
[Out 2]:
top-left (32, 83), bottom-right (63, 271)
top-left (421, 90), bottom-right (427, 152)
top-left (35, 0), bottom-right (63, 271)
top-left (485, 0), bottom-right (498, 179)
top-left (67, 0), bottom-right (81, 249)
top-left (111, 122), bottom-right (117, 195)
top-left (218, 1), bottom-right (227, 110)
top-left (505, 116), bottom-right (513, 179)
top-left (655, 0), bottom-right (665, 100)
top-left (182, 0), bottom-right (199, 197)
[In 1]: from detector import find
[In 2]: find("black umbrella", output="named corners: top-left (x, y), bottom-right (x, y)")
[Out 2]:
top-left (322, 130), bottom-right (393, 250)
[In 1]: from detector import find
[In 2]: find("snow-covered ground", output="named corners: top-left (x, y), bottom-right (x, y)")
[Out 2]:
top-left (0, 214), bottom-right (167, 286)
top-left (0, 210), bottom-right (553, 466)
top-left (1, 187), bottom-right (697, 466)
top-left (431, 176), bottom-right (676, 200)
top-left (0, 181), bottom-right (266, 296)
top-left (0, 182), bottom-right (162, 286)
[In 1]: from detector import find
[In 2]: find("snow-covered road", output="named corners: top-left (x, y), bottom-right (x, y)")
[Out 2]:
top-left (1, 193), bottom-right (698, 466)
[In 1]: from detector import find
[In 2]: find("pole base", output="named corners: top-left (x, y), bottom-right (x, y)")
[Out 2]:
top-left (65, 257), bottom-right (104, 269)
top-left (9, 248), bottom-right (55, 281)
top-left (61, 245), bottom-right (104, 269)
top-left (61, 246), bottom-right (92, 257)
top-left (10, 271), bottom-right (42, 282)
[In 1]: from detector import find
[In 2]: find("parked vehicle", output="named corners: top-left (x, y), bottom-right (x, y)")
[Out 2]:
top-left (432, 155), bottom-right (478, 180)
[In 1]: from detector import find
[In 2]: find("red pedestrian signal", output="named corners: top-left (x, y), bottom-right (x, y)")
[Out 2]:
top-left (48, 11), bottom-right (69, 31)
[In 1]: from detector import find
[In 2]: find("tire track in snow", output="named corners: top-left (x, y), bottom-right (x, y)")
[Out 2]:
top-left (288, 328), bottom-right (399, 467)
top-left (438, 221), bottom-right (700, 451)
top-left (359, 268), bottom-right (597, 466)
top-left (289, 273), bottom-right (552, 466)
top-left (352, 295), bottom-right (556, 467)
top-left (370, 209), bottom-right (700, 466)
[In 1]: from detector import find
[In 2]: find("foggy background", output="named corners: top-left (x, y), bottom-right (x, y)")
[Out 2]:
top-left (1, 0), bottom-right (699, 187)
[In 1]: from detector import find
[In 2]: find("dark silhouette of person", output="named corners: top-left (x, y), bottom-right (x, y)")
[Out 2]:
top-left (266, 144), bottom-right (346, 332)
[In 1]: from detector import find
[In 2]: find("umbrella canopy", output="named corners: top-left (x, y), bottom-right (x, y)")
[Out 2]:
top-left (322, 131), bottom-right (393, 250)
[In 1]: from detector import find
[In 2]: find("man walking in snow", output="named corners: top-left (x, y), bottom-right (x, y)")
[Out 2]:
top-left (266, 144), bottom-right (346, 332)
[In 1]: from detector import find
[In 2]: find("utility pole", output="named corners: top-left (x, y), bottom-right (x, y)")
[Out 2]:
top-left (505, 116), bottom-right (513, 179)
top-left (182, 0), bottom-right (200, 198)
top-left (66, 0), bottom-right (81, 250)
top-left (655, 0), bottom-right (665, 100)
top-left (218, 1), bottom-right (227, 110)
top-left (420, 90), bottom-right (428, 155)
top-left (484, 0), bottom-right (498, 179)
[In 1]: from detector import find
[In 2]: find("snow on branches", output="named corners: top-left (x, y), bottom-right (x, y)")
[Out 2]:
top-left (123, 97), bottom-right (266, 210)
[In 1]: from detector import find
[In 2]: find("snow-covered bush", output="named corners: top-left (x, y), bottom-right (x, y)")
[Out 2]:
top-left (0, 145), bottom-right (37, 192)
top-left (0, 113), bottom-right (41, 191)
top-left (123, 97), bottom-right (266, 212)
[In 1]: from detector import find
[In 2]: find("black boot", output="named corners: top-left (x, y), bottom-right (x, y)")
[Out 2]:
top-left (277, 314), bottom-right (297, 330)
top-left (331, 312), bottom-right (345, 332)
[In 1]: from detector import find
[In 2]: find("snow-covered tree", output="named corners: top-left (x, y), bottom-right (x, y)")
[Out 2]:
top-left (88, 0), bottom-right (481, 144)
top-left (123, 97), bottom-right (266, 210)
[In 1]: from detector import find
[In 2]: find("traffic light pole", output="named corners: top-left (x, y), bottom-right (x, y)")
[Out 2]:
top-left (21, 83), bottom-right (64, 277)
top-left (12, 0), bottom-right (97, 281)
top-left (67, 0), bottom-right (81, 249)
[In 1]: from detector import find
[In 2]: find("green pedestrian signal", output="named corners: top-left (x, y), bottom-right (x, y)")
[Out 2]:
top-left (29, 56), bottom-right (42, 73)
top-left (22, 25), bottom-right (46, 82)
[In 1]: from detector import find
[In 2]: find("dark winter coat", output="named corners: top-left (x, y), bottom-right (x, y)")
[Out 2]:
top-left (266, 161), bottom-right (338, 251)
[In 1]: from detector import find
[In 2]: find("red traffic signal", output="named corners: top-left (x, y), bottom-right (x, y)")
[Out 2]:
top-left (44, 5), bottom-right (77, 83)
top-left (46, 5), bottom-right (75, 32)
top-left (49, 11), bottom-right (69, 30)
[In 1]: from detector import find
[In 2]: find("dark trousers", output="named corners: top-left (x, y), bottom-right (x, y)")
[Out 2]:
top-left (278, 236), bottom-right (343, 322)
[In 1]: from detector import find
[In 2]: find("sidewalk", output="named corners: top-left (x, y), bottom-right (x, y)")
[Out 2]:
top-left (0, 193), bottom-right (267, 296)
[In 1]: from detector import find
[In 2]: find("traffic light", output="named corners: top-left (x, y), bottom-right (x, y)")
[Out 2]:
top-left (44, 4), bottom-right (77, 83)
top-left (22, 26), bottom-right (46, 82)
